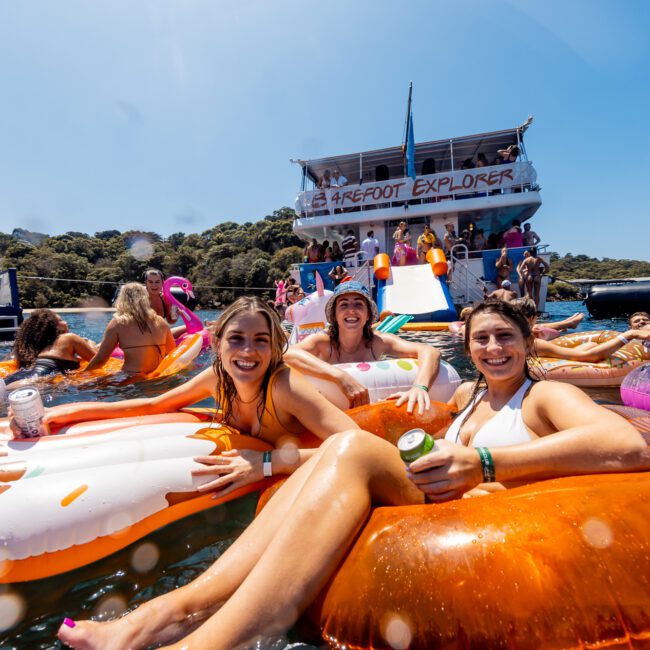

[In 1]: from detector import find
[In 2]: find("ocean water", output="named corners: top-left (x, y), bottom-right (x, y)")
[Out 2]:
top-left (0, 301), bottom-right (630, 648)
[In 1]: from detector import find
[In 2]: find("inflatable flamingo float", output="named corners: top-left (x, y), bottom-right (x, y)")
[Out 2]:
top-left (111, 276), bottom-right (210, 358)
top-left (163, 276), bottom-right (211, 351)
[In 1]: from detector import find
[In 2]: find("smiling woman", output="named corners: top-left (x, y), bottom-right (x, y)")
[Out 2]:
top-left (39, 296), bottom-right (358, 497)
top-left (284, 281), bottom-right (441, 411)
top-left (57, 299), bottom-right (649, 650)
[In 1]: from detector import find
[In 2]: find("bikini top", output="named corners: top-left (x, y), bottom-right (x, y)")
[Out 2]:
top-left (120, 342), bottom-right (165, 360)
top-left (445, 379), bottom-right (533, 448)
top-left (36, 356), bottom-right (81, 372)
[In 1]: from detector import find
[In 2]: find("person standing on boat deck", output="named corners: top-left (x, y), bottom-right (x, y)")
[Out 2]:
top-left (321, 240), bottom-right (333, 262)
top-left (304, 238), bottom-right (322, 264)
top-left (330, 169), bottom-right (347, 188)
top-left (495, 246), bottom-right (514, 289)
top-left (522, 222), bottom-right (541, 247)
top-left (57, 301), bottom-right (649, 650)
top-left (522, 247), bottom-right (549, 310)
top-left (516, 250), bottom-right (530, 298)
top-left (417, 224), bottom-right (437, 263)
top-left (331, 240), bottom-right (344, 261)
top-left (502, 220), bottom-right (524, 248)
top-left (473, 228), bottom-right (487, 250)
top-left (341, 229), bottom-right (359, 263)
top-left (360, 230), bottom-right (380, 262)
top-left (443, 222), bottom-right (459, 257)
top-left (284, 281), bottom-right (440, 410)
top-left (144, 269), bottom-right (178, 325)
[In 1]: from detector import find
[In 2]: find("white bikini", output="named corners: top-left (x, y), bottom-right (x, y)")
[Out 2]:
top-left (445, 379), bottom-right (533, 448)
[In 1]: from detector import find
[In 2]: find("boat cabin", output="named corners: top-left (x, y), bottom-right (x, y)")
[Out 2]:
top-left (291, 117), bottom-right (550, 309)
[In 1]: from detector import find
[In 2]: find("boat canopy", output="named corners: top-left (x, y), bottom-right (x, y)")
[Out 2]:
top-left (293, 117), bottom-right (533, 188)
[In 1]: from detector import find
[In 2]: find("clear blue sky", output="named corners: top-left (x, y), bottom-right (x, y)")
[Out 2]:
top-left (1, 0), bottom-right (648, 260)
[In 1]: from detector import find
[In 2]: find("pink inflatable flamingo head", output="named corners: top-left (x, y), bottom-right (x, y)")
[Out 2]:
top-left (163, 276), bottom-right (203, 334)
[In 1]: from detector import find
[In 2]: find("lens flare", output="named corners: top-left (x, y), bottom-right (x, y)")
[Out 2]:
top-left (94, 594), bottom-right (127, 621)
top-left (0, 591), bottom-right (26, 632)
top-left (128, 237), bottom-right (154, 261)
top-left (130, 542), bottom-right (159, 573)
top-left (382, 613), bottom-right (412, 650)
top-left (581, 517), bottom-right (613, 549)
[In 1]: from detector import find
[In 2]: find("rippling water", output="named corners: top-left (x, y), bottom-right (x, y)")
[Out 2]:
top-left (0, 301), bottom-right (629, 648)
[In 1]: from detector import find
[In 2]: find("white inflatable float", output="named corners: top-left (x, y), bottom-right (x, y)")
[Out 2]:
top-left (306, 358), bottom-right (461, 410)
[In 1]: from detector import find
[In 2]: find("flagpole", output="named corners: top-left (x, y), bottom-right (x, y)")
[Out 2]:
top-left (402, 81), bottom-right (413, 177)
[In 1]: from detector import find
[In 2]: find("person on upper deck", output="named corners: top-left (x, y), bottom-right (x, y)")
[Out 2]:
top-left (330, 169), bottom-right (347, 188)
top-left (476, 152), bottom-right (489, 167)
top-left (319, 169), bottom-right (331, 189)
top-left (497, 145), bottom-right (520, 164)
top-left (502, 220), bottom-right (524, 248)
top-left (522, 223), bottom-right (541, 247)
top-left (443, 222), bottom-right (460, 257)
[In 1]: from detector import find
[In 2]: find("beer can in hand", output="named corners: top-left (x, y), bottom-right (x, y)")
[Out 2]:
top-left (397, 428), bottom-right (435, 464)
top-left (8, 387), bottom-right (45, 438)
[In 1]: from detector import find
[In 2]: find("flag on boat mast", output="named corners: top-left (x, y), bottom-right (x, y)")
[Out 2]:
top-left (403, 82), bottom-right (416, 180)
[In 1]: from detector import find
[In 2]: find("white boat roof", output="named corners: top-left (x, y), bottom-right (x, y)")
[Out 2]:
top-left (294, 117), bottom-right (533, 186)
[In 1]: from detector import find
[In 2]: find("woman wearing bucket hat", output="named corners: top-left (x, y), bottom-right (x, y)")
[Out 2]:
top-left (284, 281), bottom-right (441, 411)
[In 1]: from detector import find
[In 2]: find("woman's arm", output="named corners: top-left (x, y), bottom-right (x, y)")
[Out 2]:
top-left (284, 334), bottom-right (370, 407)
top-left (192, 368), bottom-right (358, 497)
top-left (379, 333), bottom-right (441, 414)
top-left (68, 333), bottom-right (98, 362)
top-left (407, 382), bottom-right (648, 502)
top-left (534, 329), bottom-right (649, 362)
top-left (43, 366), bottom-right (216, 429)
top-left (84, 321), bottom-right (120, 371)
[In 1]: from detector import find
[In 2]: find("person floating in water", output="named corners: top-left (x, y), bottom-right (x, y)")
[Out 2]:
top-left (57, 300), bottom-right (649, 650)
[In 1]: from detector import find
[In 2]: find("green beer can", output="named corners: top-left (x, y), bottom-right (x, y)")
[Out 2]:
top-left (397, 428), bottom-right (435, 464)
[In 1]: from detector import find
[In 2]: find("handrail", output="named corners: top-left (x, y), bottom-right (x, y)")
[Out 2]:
top-left (449, 245), bottom-right (489, 305)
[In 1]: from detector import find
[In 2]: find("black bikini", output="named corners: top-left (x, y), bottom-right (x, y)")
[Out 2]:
top-left (4, 357), bottom-right (81, 384)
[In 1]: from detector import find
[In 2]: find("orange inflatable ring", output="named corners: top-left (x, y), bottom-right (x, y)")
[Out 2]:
top-left (254, 410), bottom-right (650, 649)
top-left (533, 330), bottom-right (650, 387)
top-left (0, 400), bottom-right (452, 583)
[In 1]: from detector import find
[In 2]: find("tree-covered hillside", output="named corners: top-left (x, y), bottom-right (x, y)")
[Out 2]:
top-left (547, 252), bottom-right (650, 300)
top-left (2, 209), bottom-right (648, 307)
top-left (0, 207), bottom-right (303, 308)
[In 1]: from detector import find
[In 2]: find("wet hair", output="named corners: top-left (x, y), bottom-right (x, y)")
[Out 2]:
top-left (459, 307), bottom-right (473, 322)
top-left (328, 296), bottom-right (374, 353)
top-left (114, 283), bottom-right (158, 334)
top-left (211, 296), bottom-right (287, 428)
top-left (144, 269), bottom-right (164, 282)
top-left (12, 308), bottom-right (61, 367)
top-left (511, 297), bottom-right (537, 321)
top-left (460, 300), bottom-right (537, 415)
top-left (629, 311), bottom-right (650, 326)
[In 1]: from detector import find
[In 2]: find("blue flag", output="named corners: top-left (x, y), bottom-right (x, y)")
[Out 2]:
top-left (406, 109), bottom-right (416, 180)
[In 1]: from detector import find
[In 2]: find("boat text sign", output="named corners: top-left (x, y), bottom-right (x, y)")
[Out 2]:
top-left (296, 162), bottom-right (536, 214)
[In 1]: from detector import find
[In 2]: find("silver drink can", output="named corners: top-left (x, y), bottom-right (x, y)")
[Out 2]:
top-left (8, 387), bottom-right (45, 437)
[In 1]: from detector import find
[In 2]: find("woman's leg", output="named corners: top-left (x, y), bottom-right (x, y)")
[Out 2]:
top-left (533, 276), bottom-right (542, 309)
top-left (57, 436), bottom-right (351, 650)
top-left (162, 430), bottom-right (422, 650)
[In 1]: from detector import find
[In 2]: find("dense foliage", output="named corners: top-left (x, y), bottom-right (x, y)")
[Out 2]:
top-left (0, 208), bottom-right (303, 308)
top-left (547, 252), bottom-right (650, 300)
top-left (2, 212), bottom-right (648, 307)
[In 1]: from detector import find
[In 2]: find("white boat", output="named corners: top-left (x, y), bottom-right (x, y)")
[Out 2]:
top-left (291, 116), bottom-right (551, 315)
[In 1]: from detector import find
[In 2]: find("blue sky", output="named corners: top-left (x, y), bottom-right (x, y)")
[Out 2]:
top-left (0, 0), bottom-right (648, 260)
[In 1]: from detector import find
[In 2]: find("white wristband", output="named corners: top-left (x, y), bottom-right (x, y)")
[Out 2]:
top-left (263, 451), bottom-right (273, 477)
top-left (618, 334), bottom-right (629, 345)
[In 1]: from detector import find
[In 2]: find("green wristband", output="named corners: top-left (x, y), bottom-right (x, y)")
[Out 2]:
top-left (413, 384), bottom-right (429, 392)
top-left (476, 447), bottom-right (496, 483)
top-left (262, 451), bottom-right (273, 477)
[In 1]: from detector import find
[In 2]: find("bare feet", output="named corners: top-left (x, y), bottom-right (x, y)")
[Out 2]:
top-left (57, 598), bottom-right (203, 650)
top-left (567, 313), bottom-right (584, 329)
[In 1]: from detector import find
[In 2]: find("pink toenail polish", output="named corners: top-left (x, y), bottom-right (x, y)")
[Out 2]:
top-left (63, 617), bottom-right (76, 628)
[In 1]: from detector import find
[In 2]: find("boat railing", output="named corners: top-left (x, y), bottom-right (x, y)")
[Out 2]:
top-left (449, 245), bottom-right (490, 305)
top-left (295, 161), bottom-right (538, 219)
